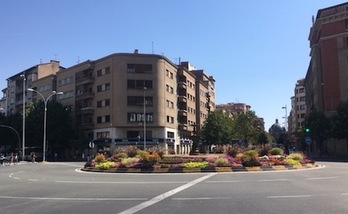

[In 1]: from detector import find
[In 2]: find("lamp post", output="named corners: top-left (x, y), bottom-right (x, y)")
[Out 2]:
top-left (0, 124), bottom-right (21, 152)
top-left (28, 88), bottom-right (63, 162)
top-left (143, 86), bottom-right (147, 151)
top-left (20, 73), bottom-right (26, 161)
top-left (282, 105), bottom-right (287, 131)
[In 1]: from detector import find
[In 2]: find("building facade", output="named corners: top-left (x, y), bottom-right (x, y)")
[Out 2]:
top-left (288, 79), bottom-right (307, 148)
top-left (305, 2), bottom-right (348, 156)
top-left (3, 52), bottom-right (216, 155)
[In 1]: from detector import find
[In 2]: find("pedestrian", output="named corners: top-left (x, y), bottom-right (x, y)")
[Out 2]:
top-left (14, 153), bottom-right (18, 164)
top-left (31, 152), bottom-right (36, 163)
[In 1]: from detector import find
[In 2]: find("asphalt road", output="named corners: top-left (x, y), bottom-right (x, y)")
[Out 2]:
top-left (1, 161), bottom-right (348, 214)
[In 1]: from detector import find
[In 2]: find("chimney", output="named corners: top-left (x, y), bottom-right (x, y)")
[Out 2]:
top-left (134, 49), bottom-right (139, 54)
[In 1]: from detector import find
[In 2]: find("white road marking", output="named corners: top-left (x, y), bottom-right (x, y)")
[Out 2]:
top-left (268, 195), bottom-right (313, 199)
top-left (205, 180), bottom-right (244, 183)
top-left (258, 179), bottom-right (292, 182)
top-left (117, 173), bottom-right (217, 214)
top-left (0, 195), bottom-right (147, 201)
top-left (55, 181), bottom-right (187, 184)
top-left (306, 176), bottom-right (338, 180)
top-left (27, 179), bottom-right (39, 182)
top-left (172, 197), bottom-right (230, 200)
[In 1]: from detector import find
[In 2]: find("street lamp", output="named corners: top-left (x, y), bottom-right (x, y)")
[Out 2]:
top-left (28, 88), bottom-right (63, 162)
top-left (282, 105), bottom-right (287, 131)
top-left (143, 86), bottom-right (147, 151)
top-left (20, 73), bottom-right (26, 161)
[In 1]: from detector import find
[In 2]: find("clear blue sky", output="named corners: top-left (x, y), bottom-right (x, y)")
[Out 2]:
top-left (0, 0), bottom-right (345, 130)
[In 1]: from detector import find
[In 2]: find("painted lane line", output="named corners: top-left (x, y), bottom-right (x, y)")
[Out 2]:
top-left (258, 179), bottom-right (292, 182)
top-left (306, 176), bottom-right (338, 180)
top-left (172, 197), bottom-right (230, 200)
top-left (55, 181), bottom-right (187, 184)
top-left (205, 180), bottom-right (244, 183)
top-left (118, 173), bottom-right (217, 214)
top-left (267, 195), bottom-right (313, 199)
top-left (0, 196), bottom-right (147, 201)
top-left (27, 179), bottom-right (39, 182)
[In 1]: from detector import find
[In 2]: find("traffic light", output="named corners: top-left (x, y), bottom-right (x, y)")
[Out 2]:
top-left (305, 128), bottom-right (310, 133)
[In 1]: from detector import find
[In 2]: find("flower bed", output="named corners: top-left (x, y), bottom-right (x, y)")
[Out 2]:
top-left (83, 146), bottom-right (316, 173)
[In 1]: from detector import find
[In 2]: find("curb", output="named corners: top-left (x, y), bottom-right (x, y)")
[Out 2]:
top-left (81, 164), bottom-right (319, 173)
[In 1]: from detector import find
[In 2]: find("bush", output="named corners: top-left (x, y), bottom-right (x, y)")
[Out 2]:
top-left (285, 159), bottom-right (301, 166)
top-left (138, 151), bottom-right (161, 167)
top-left (287, 153), bottom-right (304, 161)
top-left (184, 161), bottom-right (209, 169)
top-left (225, 145), bottom-right (243, 157)
top-left (121, 157), bottom-right (140, 168)
top-left (241, 150), bottom-right (260, 167)
top-left (125, 146), bottom-right (138, 157)
top-left (215, 158), bottom-right (231, 167)
top-left (269, 148), bottom-right (284, 155)
top-left (94, 153), bottom-right (106, 163)
top-left (257, 145), bottom-right (272, 156)
top-left (96, 161), bottom-right (114, 170)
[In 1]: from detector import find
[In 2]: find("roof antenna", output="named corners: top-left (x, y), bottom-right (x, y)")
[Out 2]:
top-left (152, 41), bottom-right (154, 54)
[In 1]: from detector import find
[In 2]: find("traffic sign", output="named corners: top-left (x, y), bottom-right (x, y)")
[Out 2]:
top-left (305, 137), bottom-right (312, 146)
top-left (89, 142), bottom-right (95, 148)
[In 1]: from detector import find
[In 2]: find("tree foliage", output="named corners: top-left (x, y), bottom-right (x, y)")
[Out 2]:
top-left (201, 110), bottom-right (234, 145)
top-left (233, 111), bottom-right (263, 145)
top-left (26, 100), bottom-right (75, 157)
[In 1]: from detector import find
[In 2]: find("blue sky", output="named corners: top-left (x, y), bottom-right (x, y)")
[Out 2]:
top-left (0, 0), bottom-right (345, 130)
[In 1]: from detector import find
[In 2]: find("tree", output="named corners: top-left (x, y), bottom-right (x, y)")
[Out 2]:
top-left (26, 100), bottom-right (75, 159)
top-left (330, 100), bottom-right (348, 153)
top-left (258, 131), bottom-right (269, 145)
top-left (304, 110), bottom-right (330, 155)
top-left (233, 111), bottom-right (263, 145)
top-left (201, 110), bottom-right (234, 146)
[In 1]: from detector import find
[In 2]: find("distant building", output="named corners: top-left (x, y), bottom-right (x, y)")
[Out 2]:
top-left (216, 102), bottom-right (251, 117)
top-left (2, 52), bottom-right (216, 155)
top-left (216, 102), bottom-right (265, 131)
top-left (288, 79), bottom-right (307, 148)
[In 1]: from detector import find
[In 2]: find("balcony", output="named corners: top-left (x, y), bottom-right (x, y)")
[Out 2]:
top-left (178, 96), bottom-right (187, 103)
top-left (178, 81), bottom-right (187, 89)
top-left (75, 76), bottom-right (94, 86)
top-left (178, 110), bottom-right (187, 116)
top-left (79, 122), bottom-right (95, 130)
top-left (75, 92), bottom-right (94, 100)
top-left (76, 106), bottom-right (94, 115)
top-left (178, 123), bottom-right (188, 131)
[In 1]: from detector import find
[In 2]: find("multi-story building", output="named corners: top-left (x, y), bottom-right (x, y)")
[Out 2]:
top-left (216, 102), bottom-right (265, 132)
top-left (216, 102), bottom-right (251, 117)
top-left (5, 60), bottom-right (62, 115)
top-left (288, 79), bottom-right (307, 148)
top-left (306, 2), bottom-right (348, 114)
top-left (3, 52), bottom-right (216, 155)
top-left (306, 2), bottom-right (348, 156)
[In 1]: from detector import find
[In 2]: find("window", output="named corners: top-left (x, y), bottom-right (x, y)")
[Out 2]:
top-left (299, 105), bottom-right (306, 110)
top-left (127, 80), bottom-right (153, 89)
top-left (97, 131), bottom-right (110, 139)
top-left (345, 19), bottom-right (348, 29)
top-left (128, 113), bottom-right (153, 122)
top-left (97, 115), bottom-right (111, 124)
top-left (97, 83), bottom-right (110, 92)
top-left (58, 76), bottom-right (74, 86)
top-left (167, 131), bottom-right (174, 138)
top-left (58, 90), bottom-right (74, 100)
top-left (128, 96), bottom-right (153, 106)
top-left (127, 64), bottom-right (152, 73)
top-left (167, 116), bottom-right (174, 123)
top-left (97, 99), bottom-right (110, 108)
top-left (300, 96), bottom-right (306, 102)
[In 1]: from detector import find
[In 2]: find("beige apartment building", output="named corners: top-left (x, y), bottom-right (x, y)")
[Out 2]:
top-left (288, 79), bottom-right (307, 148)
top-left (3, 52), bottom-right (215, 154)
top-left (5, 60), bottom-right (62, 115)
top-left (14, 52), bottom-right (213, 154)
